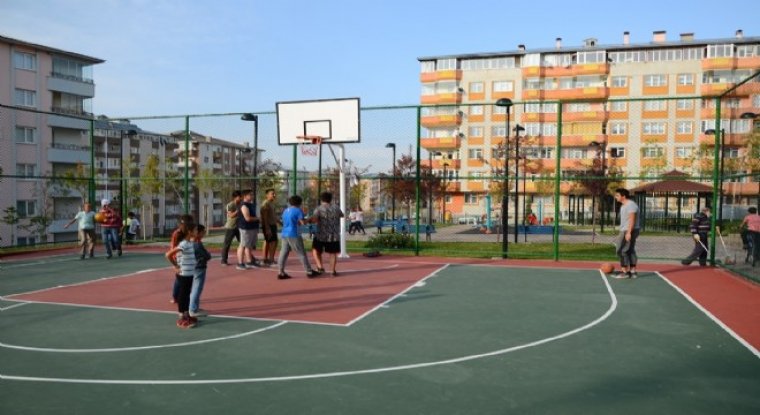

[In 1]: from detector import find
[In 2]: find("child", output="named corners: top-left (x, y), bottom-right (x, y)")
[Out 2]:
top-left (165, 224), bottom-right (200, 329)
top-left (169, 215), bottom-right (195, 304)
top-left (277, 195), bottom-right (319, 280)
top-left (125, 212), bottom-right (141, 244)
top-left (189, 225), bottom-right (212, 318)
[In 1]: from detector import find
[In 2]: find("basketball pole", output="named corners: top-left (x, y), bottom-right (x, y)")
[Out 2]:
top-left (338, 144), bottom-right (349, 258)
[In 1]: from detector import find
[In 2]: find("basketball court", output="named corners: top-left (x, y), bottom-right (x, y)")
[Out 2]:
top-left (1, 247), bottom-right (759, 414)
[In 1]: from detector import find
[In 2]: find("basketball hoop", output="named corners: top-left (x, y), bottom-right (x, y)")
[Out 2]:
top-left (297, 135), bottom-right (322, 157)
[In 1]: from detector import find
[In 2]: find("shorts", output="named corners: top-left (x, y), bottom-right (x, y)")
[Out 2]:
top-left (264, 225), bottom-right (278, 243)
top-left (312, 239), bottom-right (340, 254)
top-left (240, 229), bottom-right (258, 249)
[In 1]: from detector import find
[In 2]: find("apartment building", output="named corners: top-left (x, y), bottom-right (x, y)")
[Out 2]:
top-left (0, 35), bottom-right (104, 245)
top-left (418, 30), bottom-right (760, 222)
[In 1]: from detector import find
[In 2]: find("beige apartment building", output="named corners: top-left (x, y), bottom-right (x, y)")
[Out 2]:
top-left (418, 30), bottom-right (760, 224)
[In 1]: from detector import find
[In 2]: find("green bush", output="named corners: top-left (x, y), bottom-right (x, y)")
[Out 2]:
top-left (365, 233), bottom-right (414, 250)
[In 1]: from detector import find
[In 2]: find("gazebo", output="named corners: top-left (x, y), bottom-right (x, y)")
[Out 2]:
top-left (630, 170), bottom-right (714, 232)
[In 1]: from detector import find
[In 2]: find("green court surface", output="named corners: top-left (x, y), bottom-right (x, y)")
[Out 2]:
top-left (1, 254), bottom-right (759, 414)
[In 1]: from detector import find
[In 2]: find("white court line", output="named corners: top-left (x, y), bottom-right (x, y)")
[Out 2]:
top-left (0, 269), bottom-right (617, 385)
top-left (656, 271), bottom-right (760, 359)
top-left (0, 302), bottom-right (30, 312)
top-left (345, 264), bottom-right (449, 326)
top-left (0, 321), bottom-right (287, 353)
top-left (3, 268), bottom-right (168, 299)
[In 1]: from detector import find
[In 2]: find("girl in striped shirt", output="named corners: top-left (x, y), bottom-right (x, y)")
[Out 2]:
top-left (165, 224), bottom-right (203, 329)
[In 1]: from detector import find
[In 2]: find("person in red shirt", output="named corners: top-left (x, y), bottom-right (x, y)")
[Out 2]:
top-left (99, 199), bottom-right (123, 259)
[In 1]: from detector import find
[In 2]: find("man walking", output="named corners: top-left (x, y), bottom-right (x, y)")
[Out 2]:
top-left (613, 188), bottom-right (640, 278)
top-left (311, 192), bottom-right (344, 276)
top-left (220, 190), bottom-right (242, 266)
top-left (236, 190), bottom-right (260, 270)
top-left (64, 201), bottom-right (96, 259)
top-left (682, 207), bottom-right (711, 266)
top-left (99, 199), bottom-right (122, 259)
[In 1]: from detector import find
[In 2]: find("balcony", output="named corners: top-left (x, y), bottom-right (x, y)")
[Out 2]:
top-left (48, 74), bottom-right (95, 97)
top-left (420, 91), bottom-right (463, 105)
top-left (419, 70), bottom-right (462, 82)
top-left (698, 133), bottom-right (748, 146)
top-left (420, 113), bottom-right (463, 128)
top-left (699, 82), bottom-right (759, 97)
top-left (431, 159), bottom-right (461, 169)
top-left (701, 57), bottom-right (737, 70)
top-left (48, 143), bottom-right (91, 164)
top-left (543, 87), bottom-right (609, 100)
top-left (421, 136), bottom-right (463, 150)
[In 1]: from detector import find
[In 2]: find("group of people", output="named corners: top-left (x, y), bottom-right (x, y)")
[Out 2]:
top-left (64, 198), bottom-right (140, 260)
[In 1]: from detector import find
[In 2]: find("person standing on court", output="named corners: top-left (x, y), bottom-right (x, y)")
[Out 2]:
top-left (188, 224), bottom-right (212, 318)
top-left (220, 190), bottom-right (242, 266)
top-left (277, 195), bottom-right (320, 279)
top-left (169, 214), bottom-right (195, 304)
top-left (311, 192), bottom-right (344, 276)
top-left (165, 223), bottom-right (200, 329)
top-left (99, 199), bottom-right (123, 259)
top-left (260, 188), bottom-right (279, 267)
top-left (236, 189), bottom-right (260, 270)
top-left (613, 188), bottom-right (640, 278)
top-left (682, 207), bottom-right (711, 266)
top-left (64, 201), bottom-right (97, 259)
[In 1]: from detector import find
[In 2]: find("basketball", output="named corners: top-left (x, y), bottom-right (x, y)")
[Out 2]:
top-left (600, 263), bottom-right (615, 274)
top-left (94, 212), bottom-right (105, 223)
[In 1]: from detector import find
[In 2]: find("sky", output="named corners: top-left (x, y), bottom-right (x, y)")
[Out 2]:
top-left (2, 0), bottom-right (759, 171)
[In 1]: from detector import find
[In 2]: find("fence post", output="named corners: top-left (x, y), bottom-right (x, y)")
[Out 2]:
top-left (553, 102), bottom-right (563, 261)
top-left (709, 99), bottom-right (721, 265)
top-left (414, 106), bottom-right (422, 256)
top-left (184, 116), bottom-right (190, 215)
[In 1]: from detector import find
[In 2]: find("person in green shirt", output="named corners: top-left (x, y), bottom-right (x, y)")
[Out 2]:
top-left (260, 188), bottom-right (279, 266)
top-left (64, 201), bottom-right (97, 259)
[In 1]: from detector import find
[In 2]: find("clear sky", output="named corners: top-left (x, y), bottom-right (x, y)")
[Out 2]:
top-left (2, 0), bottom-right (759, 170)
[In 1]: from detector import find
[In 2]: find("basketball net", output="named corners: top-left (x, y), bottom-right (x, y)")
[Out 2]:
top-left (297, 135), bottom-right (322, 157)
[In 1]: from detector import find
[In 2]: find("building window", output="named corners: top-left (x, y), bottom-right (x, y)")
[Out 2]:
top-left (676, 99), bottom-right (694, 110)
top-left (610, 101), bottom-right (627, 112)
top-left (436, 58), bottom-right (457, 70)
top-left (642, 147), bottom-right (664, 158)
top-left (470, 105), bottom-right (484, 116)
top-left (677, 73), bottom-right (695, 85)
top-left (469, 82), bottom-right (484, 93)
top-left (491, 125), bottom-right (507, 137)
top-left (642, 122), bottom-right (666, 135)
top-left (13, 51), bottom-right (37, 70)
top-left (468, 126), bottom-right (483, 137)
top-left (643, 75), bottom-right (667, 87)
top-left (493, 81), bottom-right (513, 92)
top-left (14, 89), bottom-right (36, 107)
top-left (610, 76), bottom-right (628, 87)
top-left (16, 200), bottom-right (37, 218)
top-left (420, 61), bottom-right (435, 72)
top-left (467, 148), bottom-right (483, 159)
top-left (753, 95), bottom-right (760, 108)
top-left (17, 236), bottom-right (37, 246)
top-left (465, 193), bottom-right (478, 204)
top-left (677, 121), bottom-right (693, 134)
top-left (609, 123), bottom-right (627, 135)
top-left (706, 44), bottom-right (734, 58)
top-left (14, 127), bottom-right (36, 144)
top-left (576, 50), bottom-right (607, 64)
top-left (675, 147), bottom-right (693, 158)
top-left (610, 147), bottom-right (625, 158)
top-left (564, 149), bottom-right (587, 159)
top-left (16, 163), bottom-right (36, 178)
top-left (643, 101), bottom-right (667, 111)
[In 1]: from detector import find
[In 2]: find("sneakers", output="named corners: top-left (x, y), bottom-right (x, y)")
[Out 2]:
top-left (611, 271), bottom-right (631, 279)
top-left (176, 317), bottom-right (196, 329)
top-left (681, 259), bottom-right (692, 265)
top-left (331, 271), bottom-right (338, 277)
top-left (277, 273), bottom-right (292, 280)
top-left (307, 270), bottom-right (321, 278)
top-left (220, 261), bottom-right (229, 266)
top-left (117, 249), bottom-right (122, 257)
top-left (189, 309), bottom-right (208, 317)
top-left (247, 259), bottom-right (262, 267)
top-left (236, 264), bottom-right (248, 270)
top-left (316, 268), bottom-right (325, 274)
top-left (80, 255), bottom-right (85, 260)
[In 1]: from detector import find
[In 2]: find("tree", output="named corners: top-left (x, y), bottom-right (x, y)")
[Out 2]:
top-left (194, 168), bottom-right (217, 226)
top-left (54, 162), bottom-right (90, 204)
top-left (1, 206), bottom-right (20, 246)
top-left (381, 154), bottom-right (419, 220)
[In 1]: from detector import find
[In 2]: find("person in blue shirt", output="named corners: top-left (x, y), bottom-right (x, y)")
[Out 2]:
top-left (277, 195), bottom-right (320, 280)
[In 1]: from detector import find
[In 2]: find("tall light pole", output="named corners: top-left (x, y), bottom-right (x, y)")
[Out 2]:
top-left (120, 129), bottom-right (138, 219)
top-left (589, 139), bottom-right (608, 233)
top-left (238, 147), bottom-right (252, 190)
top-left (513, 124), bottom-right (525, 243)
top-left (495, 98), bottom-right (512, 258)
top-left (442, 162), bottom-right (449, 222)
top-left (386, 142), bottom-right (396, 224)
top-left (705, 128), bottom-right (726, 227)
top-left (740, 112), bottom-right (760, 207)
top-left (241, 113), bottom-right (259, 199)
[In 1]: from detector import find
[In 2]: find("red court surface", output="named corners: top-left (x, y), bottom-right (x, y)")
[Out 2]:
top-left (7, 256), bottom-right (445, 325)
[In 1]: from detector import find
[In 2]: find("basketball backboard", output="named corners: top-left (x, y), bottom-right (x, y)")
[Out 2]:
top-left (276, 97), bottom-right (360, 145)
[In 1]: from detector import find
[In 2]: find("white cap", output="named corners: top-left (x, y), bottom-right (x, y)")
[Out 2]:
top-left (101, 198), bottom-right (111, 207)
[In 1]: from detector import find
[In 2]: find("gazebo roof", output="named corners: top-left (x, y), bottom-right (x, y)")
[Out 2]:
top-left (631, 170), bottom-right (714, 194)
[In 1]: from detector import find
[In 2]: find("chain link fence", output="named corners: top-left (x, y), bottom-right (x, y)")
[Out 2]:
top-left (1, 73), bottom-right (758, 283)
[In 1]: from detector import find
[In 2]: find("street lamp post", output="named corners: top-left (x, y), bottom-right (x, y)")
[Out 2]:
top-left (120, 129), bottom-right (138, 219)
top-left (495, 98), bottom-right (512, 258)
top-left (705, 128), bottom-right (726, 226)
top-left (386, 143), bottom-right (396, 226)
top-left (238, 147), bottom-right (252, 190)
top-left (241, 113), bottom-right (259, 199)
top-left (442, 162), bottom-right (449, 223)
top-left (589, 139), bottom-right (608, 233)
top-left (513, 124), bottom-right (525, 243)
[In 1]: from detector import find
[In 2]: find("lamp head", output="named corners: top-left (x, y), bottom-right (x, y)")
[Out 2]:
top-left (495, 98), bottom-right (513, 108)
top-left (740, 112), bottom-right (758, 119)
top-left (385, 143), bottom-right (396, 149)
top-left (704, 129), bottom-right (716, 136)
top-left (241, 113), bottom-right (258, 122)
top-left (514, 124), bottom-right (525, 133)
